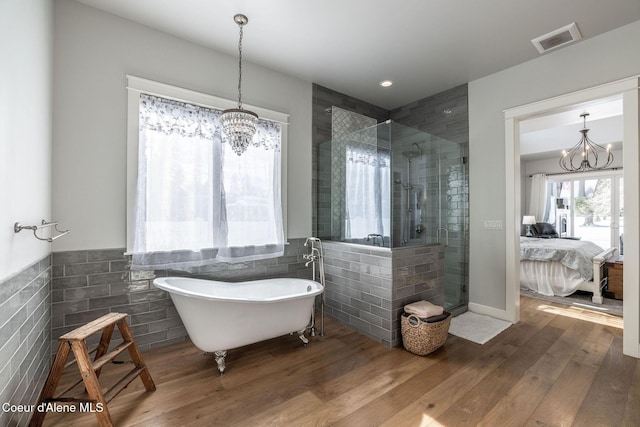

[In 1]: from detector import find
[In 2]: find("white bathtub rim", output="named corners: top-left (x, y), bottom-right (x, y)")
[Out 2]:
top-left (153, 277), bottom-right (323, 303)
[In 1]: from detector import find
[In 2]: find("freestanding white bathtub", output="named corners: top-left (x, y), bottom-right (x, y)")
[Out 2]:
top-left (153, 276), bottom-right (324, 374)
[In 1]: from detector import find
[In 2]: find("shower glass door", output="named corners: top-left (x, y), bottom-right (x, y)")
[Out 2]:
top-left (434, 136), bottom-right (468, 312)
top-left (391, 123), bottom-right (468, 312)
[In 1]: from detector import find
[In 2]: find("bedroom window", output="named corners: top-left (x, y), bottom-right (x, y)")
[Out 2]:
top-left (545, 172), bottom-right (623, 251)
top-left (125, 76), bottom-right (289, 270)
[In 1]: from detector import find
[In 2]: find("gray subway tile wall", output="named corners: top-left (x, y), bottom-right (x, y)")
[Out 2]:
top-left (50, 238), bottom-right (313, 355)
top-left (390, 245), bottom-right (445, 346)
top-left (322, 241), bottom-right (394, 345)
top-left (310, 83), bottom-right (469, 346)
top-left (322, 242), bottom-right (445, 347)
top-left (0, 256), bottom-right (52, 427)
top-left (312, 83), bottom-right (390, 239)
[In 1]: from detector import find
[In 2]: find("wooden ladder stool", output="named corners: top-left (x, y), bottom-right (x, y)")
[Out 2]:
top-left (29, 312), bottom-right (156, 427)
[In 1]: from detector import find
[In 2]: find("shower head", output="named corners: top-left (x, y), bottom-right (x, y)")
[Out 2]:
top-left (402, 142), bottom-right (422, 159)
top-left (402, 150), bottom-right (421, 159)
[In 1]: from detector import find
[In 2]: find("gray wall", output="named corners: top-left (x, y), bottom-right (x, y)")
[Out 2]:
top-left (0, 1), bottom-right (54, 425)
top-left (52, 0), bottom-right (313, 253)
top-left (468, 20), bottom-right (640, 312)
top-left (0, 0), bottom-right (52, 280)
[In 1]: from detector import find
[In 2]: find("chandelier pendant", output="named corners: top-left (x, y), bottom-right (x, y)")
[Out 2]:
top-left (559, 113), bottom-right (614, 172)
top-left (220, 14), bottom-right (259, 156)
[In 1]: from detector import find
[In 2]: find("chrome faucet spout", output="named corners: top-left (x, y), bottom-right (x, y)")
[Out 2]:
top-left (304, 237), bottom-right (320, 247)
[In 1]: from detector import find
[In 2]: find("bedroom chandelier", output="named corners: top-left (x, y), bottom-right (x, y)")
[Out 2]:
top-left (559, 113), bottom-right (613, 172)
top-left (220, 14), bottom-right (259, 156)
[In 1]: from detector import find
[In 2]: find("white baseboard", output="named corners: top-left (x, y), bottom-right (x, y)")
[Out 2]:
top-left (468, 302), bottom-right (511, 323)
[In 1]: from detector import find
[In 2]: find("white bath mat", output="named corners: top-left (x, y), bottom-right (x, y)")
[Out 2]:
top-left (448, 312), bottom-right (511, 344)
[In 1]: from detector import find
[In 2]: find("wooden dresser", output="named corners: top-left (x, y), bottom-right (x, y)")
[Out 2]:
top-left (605, 255), bottom-right (624, 300)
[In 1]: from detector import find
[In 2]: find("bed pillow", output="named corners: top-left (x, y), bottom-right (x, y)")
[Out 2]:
top-left (531, 222), bottom-right (559, 238)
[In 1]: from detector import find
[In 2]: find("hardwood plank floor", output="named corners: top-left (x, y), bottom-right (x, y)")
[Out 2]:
top-left (41, 296), bottom-right (637, 427)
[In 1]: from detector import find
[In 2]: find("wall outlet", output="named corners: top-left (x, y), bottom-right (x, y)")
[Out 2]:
top-left (483, 220), bottom-right (503, 230)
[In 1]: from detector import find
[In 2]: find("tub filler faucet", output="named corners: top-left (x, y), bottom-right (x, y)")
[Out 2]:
top-left (304, 237), bottom-right (325, 337)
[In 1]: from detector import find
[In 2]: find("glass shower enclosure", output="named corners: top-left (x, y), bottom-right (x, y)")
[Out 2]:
top-left (316, 120), bottom-right (468, 311)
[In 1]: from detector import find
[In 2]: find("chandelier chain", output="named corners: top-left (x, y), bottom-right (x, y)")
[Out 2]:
top-left (220, 14), bottom-right (259, 156)
top-left (237, 24), bottom-right (244, 108)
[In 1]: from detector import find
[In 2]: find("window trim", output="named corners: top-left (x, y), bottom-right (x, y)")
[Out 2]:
top-left (125, 75), bottom-right (289, 254)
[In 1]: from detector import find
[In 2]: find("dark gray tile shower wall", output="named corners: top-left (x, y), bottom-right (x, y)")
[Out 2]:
top-left (311, 83), bottom-right (469, 346)
top-left (390, 84), bottom-right (469, 308)
top-left (312, 83), bottom-right (389, 238)
top-left (389, 84), bottom-right (469, 144)
top-left (50, 239), bottom-right (312, 355)
top-left (0, 256), bottom-right (52, 427)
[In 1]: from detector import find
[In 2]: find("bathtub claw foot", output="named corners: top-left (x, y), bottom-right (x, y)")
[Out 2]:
top-left (214, 350), bottom-right (227, 375)
top-left (298, 329), bottom-right (309, 345)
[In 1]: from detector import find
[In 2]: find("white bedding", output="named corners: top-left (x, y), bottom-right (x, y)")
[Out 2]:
top-left (519, 237), bottom-right (604, 281)
top-left (520, 259), bottom-right (588, 297)
top-left (519, 237), bottom-right (616, 303)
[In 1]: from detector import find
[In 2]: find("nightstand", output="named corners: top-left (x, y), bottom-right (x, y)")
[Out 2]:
top-left (605, 255), bottom-right (623, 300)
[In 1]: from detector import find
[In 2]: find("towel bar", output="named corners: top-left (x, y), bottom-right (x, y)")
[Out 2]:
top-left (14, 220), bottom-right (70, 242)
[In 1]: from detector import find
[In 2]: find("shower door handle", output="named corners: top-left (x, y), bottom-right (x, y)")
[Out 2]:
top-left (436, 227), bottom-right (449, 247)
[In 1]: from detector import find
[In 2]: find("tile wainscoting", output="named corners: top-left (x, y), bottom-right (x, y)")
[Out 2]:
top-left (50, 239), bottom-right (313, 355)
top-left (0, 256), bottom-right (52, 427)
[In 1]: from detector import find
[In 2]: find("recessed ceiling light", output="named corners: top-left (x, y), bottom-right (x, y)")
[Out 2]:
top-left (379, 80), bottom-right (393, 87)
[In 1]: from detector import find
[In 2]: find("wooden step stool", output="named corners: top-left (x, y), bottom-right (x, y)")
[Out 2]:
top-left (30, 312), bottom-right (156, 427)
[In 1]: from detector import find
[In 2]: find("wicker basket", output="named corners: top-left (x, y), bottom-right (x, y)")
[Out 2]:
top-left (401, 312), bottom-right (451, 356)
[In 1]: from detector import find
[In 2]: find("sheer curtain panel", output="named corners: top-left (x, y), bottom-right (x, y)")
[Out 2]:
top-left (131, 94), bottom-right (283, 270)
top-left (344, 143), bottom-right (390, 239)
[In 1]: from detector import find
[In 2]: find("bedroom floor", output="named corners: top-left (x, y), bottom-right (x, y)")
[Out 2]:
top-left (521, 287), bottom-right (623, 317)
top-left (40, 296), bottom-right (637, 426)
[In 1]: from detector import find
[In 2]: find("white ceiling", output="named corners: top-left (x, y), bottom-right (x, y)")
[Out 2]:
top-left (74, 0), bottom-right (640, 110)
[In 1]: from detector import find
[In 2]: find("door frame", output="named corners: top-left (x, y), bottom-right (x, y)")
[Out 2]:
top-left (504, 76), bottom-right (639, 358)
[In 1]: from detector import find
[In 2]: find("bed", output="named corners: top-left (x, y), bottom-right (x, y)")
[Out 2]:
top-left (520, 234), bottom-right (617, 304)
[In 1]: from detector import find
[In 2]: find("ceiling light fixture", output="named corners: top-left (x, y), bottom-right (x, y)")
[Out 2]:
top-left (379, 80), bottom-right (393, 87)
top-left (220, 14), bottom-right (259, 156)
top-left (559, 113), bottom-right (613, 172)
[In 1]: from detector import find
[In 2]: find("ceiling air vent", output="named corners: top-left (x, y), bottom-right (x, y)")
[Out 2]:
top-left (531, 22), bottom-right (582, 54)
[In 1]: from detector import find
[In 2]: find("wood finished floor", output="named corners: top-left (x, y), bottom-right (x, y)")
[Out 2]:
top-left (42, 296), bottom-right (639, 427)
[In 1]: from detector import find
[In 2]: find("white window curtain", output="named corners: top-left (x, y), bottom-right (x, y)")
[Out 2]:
top-left (529, 173), bottom-right (547, 223)
top-left (131, 94), bottom-right (283, 270)
top-left (344, 143), bottom-right (390, 239)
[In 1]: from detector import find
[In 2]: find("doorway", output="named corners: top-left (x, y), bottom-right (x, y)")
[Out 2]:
top-left (504, 76), bottom-right (640, 358)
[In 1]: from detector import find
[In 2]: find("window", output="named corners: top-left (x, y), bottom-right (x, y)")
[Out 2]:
top-left (126, 76), bottom-right (288, 270)
top-left (344, 144), bottom-right (390, 240)
top-left (545, 171), bottom-right (623, 250)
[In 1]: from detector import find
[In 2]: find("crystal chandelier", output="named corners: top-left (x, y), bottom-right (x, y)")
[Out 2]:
top-left (220, 14), bottom-right (258, 156)
top-left (559, 113), bottom-right (613, 172)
